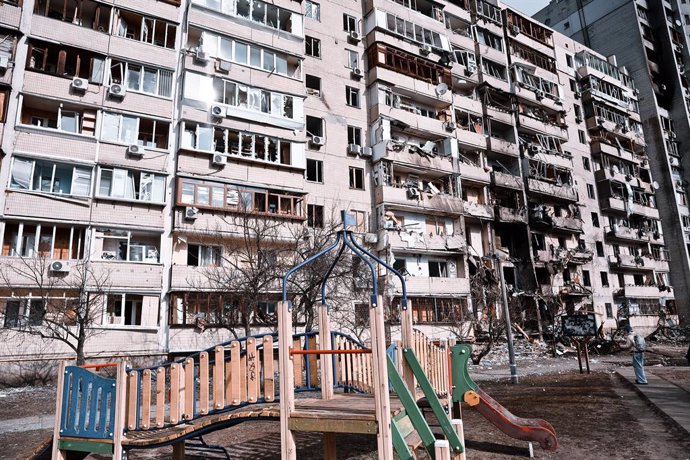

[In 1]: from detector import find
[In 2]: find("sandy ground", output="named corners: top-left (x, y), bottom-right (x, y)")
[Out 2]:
top-left (2, 342), bottom-right (688, 459)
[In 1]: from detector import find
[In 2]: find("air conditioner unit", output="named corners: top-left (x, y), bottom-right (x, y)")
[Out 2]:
top-left (535, 90), bottom-right (545, 100)
top-left (351, 67), bottom-right (363, 79)
top-left (348, 30), bottom-right (362, 43)
top-left (217, 59), bottom-right (232, 73)
top-left (0, 56), bottom-right (8, 70)
top-left (195, 47), bottom-right (209, 62)
top-left (443, 121), bottom-right (457, 132)
top-left (185, 207), bottom-right (199, 220)
top-left (310, 135), bottom-right (325, 146)
top-left (347, 144), bottom-right (362, 155)
top-left (127, 144), bottom-right (144, 156)
top-left (361, 146), bottom-right (373, 157)
top-left (510, 25), bottom-right (520, 36)
top-left (212, 153), bottom-right (227, 166)
top-left (71, 77), bottom-right (88, 91)
top-left (420, 45), bottom-right (432, 56)
top-left (210, 103), bottom-right (226, 118)
top-left (108, 83), bottom-right (126, 98)
top-left (49, 260), bottom-right (71, 273)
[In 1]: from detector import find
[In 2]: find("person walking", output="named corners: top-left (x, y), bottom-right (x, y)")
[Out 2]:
top-left (619, 325), bottom-right (648, 384)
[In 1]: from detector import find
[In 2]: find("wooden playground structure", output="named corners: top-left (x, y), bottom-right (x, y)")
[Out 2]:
top-left (35, 212), bottom-right (558, 459)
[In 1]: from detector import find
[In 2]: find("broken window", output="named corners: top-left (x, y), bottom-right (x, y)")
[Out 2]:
top-left (2, 299), bottom-right (45, 328)
top-left (101, 111), bottom-right (170, 148)
top-left (10, 157), bottom-right (92, 197)
top-left (109, 60), bottom-right (172, 97)
top-left (345, 86), bottom-right (360, 107)
top-left (105, 294), bottom-right (146, 326)
top-left (3, 222), bottom-right (85, 259)
top-left (187, 244), bottom-right (221, 267)
top-left (305, 0), bottom-right (320, 20)
top-left (0, 88), bottom-right (9, 123)
top-left (349, 167), bottom-right (365, 190)
top-left (306, 159), bottom-right (323, 183)
top-left (34, 0), bottom-right (111, 32)
top-left (384, 12), bottom-right (443, 47)
top-left (177, 178), bottom-right (305, 219)
top-left (307, 204), bottom-right (324, 228)
top-left (475, 27), bottom-right (503, 52)
top-left (306, 116), bottom-right (324, 137)
top-left (208, 76), bottom-right (296, 119)
top-left (195, 0), bottom-right (298, 34)
top-left (343, 13), bottom-right (358, 33)
top-left (191, 28), bottom-right (301, 78)
top-left (428, 260), bottom-right (448, 277)
top-left (306, 74), bottom-right (321, 96)
top-left (481, 58), bottom-right (507, 81)
top-left (96, 229), bottom-right (161, 263)
top-left (0, 32), bottom-right (18, 63)
top-left (97, 167), bottom-right (166, 203)
top-left (113, 9), bottom-right (176, 49)
top-left (348, 126), bottom-right (362, 145)
top-left (27, 39), bottom-right (106, 83)
top-left (305, 36), bottom-right (321, 57)
top-left (20, 96), bottom-right (97, 135)
top-left (409, 297), bottom-right (469, 324)
top-left (506, 11), bottom-right (553, 47)
top-left (368, 44), bottom-right (452, 86)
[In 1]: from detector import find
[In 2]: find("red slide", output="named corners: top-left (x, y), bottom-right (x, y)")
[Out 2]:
top-left (471, 387), bottom-right (559, 451)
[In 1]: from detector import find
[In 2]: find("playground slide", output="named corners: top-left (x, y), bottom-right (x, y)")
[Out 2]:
top-left (450, 344), bottom-right (559, 451)
top-left (469, 386), bottom-right (559, 451)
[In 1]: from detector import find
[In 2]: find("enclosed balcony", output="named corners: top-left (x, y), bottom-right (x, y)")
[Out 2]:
top-left (526, 162), bottom-right (577, 202)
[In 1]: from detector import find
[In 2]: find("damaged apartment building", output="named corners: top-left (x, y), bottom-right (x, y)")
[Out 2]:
top-left (0, 0), bottom-right (679, 364)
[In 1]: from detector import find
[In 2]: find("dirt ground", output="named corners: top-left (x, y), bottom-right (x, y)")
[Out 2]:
top-left (2, 343), bottom-right (689, 460)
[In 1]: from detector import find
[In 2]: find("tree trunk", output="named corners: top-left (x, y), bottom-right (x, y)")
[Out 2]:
top-left (76, 326), bottom-right (86, 366)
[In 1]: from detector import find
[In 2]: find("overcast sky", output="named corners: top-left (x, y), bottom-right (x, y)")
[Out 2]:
top-left (501, 0), bottom-right (551, 16)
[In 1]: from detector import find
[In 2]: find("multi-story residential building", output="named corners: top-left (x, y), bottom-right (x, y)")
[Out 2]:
top-left (535, 0), bottom-right (688, 325)
top-left (0, 0), bottom-right (677, 366)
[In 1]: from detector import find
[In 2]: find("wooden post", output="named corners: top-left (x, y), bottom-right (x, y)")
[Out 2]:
top-left (141, 369), bottom-right (152, 429)
top-left (172, 441), bottom-right (185, 460)
top-left (213, 347), bottom-right (224, 410)
top-left (230, 341), bottom-right (241, 404)
top-left (319, 304), bottom-right (334, 400)
top-left (434, 440), bottom-right (451, 460)
top-left (400, 300), bottom-right (415, 393)
top-left (156, 367), bottom-right (166, 428)
top-left (278, 301), bottom-right (297, 459)
top-left (126, 371), bottom-right (138, 430)
top-left (199, 352), bottom-right (209, 415)
top-left (112, 361), bottom-right (128, 460)
top-left (263, 335), bottom-right (275, 402)
top-left (51, 360), bottom-right (67, 460)
top-left (323, 432), bottom-right (337, 460)
top-left (452, 419), bottom-right (466, 460)
top-left (370, 295), bottom-right (394, 460)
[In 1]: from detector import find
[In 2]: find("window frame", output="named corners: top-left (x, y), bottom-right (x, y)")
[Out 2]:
top-left (349, 166), bottom-right (365, 190)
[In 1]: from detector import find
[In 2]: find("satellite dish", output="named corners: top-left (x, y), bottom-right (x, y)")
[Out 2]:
top-left (435, 83), bottom-right (448, 97)
top-left (652, 181), bottom-right (660, 190)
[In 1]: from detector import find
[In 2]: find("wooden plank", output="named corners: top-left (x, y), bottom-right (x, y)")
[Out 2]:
top-left (126, 371), bottom-right (139, 431)
top-left (172, 441), bottom-right (185, 460)
top-left (278, 301), bottom-right (297, 459)
top-left (225, 358), bottom-right (232, 406)
top-left (246, 338), bottom-right (258, 403)
top-left (435, 440), bottom-right (451, 460)
top-left (263, 335), bottom-right (275, 402)
top-left (323, 432), bottom-right (337, 460)
top-left (58, 439), bottom-right (113, 455)
top-left (319, 306), bottom-right (333, 399)
top-left (214, 346), bottom-right (225, 410)
top-left (51, 361), bottom-right (67, 460)
top-left (184, 358), bottom-right (194, 420)
top-left (156, 367), bottom-right (165, 428)
top-left (230, 341), bottom-right (241, 405)
top-left (293, 338), bottom-right (303, 387)
top-left (336, 336), bottom-right (344, 385)
top-left (170, 364), bottom-right (180, 424)
top-left (370, 295), bottom-right (394, 459)
top-left (240, 354), bottom-right (247, 403)
top-left (307, 335), bottom-right (318, 387)
top-left (288, 417), bottom-right (377, 434)
top-left (141, 370), bottom-right (152, 430)
top-left (199, 352), bottom-right (209, 415)
top-left (112, 362), bottom-right (127, 460)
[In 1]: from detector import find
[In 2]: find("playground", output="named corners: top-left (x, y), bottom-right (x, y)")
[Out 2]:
top-left (1, 212), bottom-right (689, 459)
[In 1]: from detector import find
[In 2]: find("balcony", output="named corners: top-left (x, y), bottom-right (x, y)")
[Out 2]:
top-left (376, 144), bottom-right (453, 173)
top-left (371, 105), bottom-right (450, 138)
top-left (555, 283), bottom-right (592, 297)
top-left (590, 140), bottom-right (640, 165)
top-left (459, 163), bottom-right (491, 183)
top-left (171, 265), bottom-right (215, 290)
top-left (491, 171), bottom-right (523, 190)
top-left (630, 202), bottom-right (659, 219)
top-left (5, 190), bottom-right (91, 221)
top-left (368, 66), bottom-right (452, 105)
top-left (456, 129), bottom-right (488, 150)
top-left (488, 138), bottom-right (519, 157)
top-left (534, 249), bottom-right (557, 263)
top-left (496, 206), bottom-right (528, 224)
top-left (375, 185), bottom-right (464, 215)
top-left (606, 225), bottom-right (662, 244)
top-left (378, 231), bottom-right (466, 254)
top-left (390, 276), bottom-right (471, 296)
top-left (518, 114), bottom-right (568, 139)
top-left (526, 178), bottom-right (578, 202)
top-left (614, 285), bottom-right (669, 298)
top-left (31, 14), bottom-right (111, 54)
top-left (569, 248), bottom-right (593, 264)
top-left (0, 2), bottom-right (22, 29)
top-left (91, 261), bottom-right (163, 289)
top-left (599, 196), bottom-right (626, 213)
top-left (551, 216), bottom-right (583, 233)
top-left (464, 201), bottom-right (494, 220)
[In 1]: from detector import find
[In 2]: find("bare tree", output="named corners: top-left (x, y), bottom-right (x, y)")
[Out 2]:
top-left (0, 255), bottom-right (111, 365)
top-left (193, 211), bottom-right (296, 338)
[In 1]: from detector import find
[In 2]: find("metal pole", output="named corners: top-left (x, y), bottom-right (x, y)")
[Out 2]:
top-left (496, 257), bottom-right (518, 384)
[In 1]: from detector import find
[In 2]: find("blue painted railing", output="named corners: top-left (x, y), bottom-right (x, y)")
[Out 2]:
top-left (60, 366), bottom-right (117, 439)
